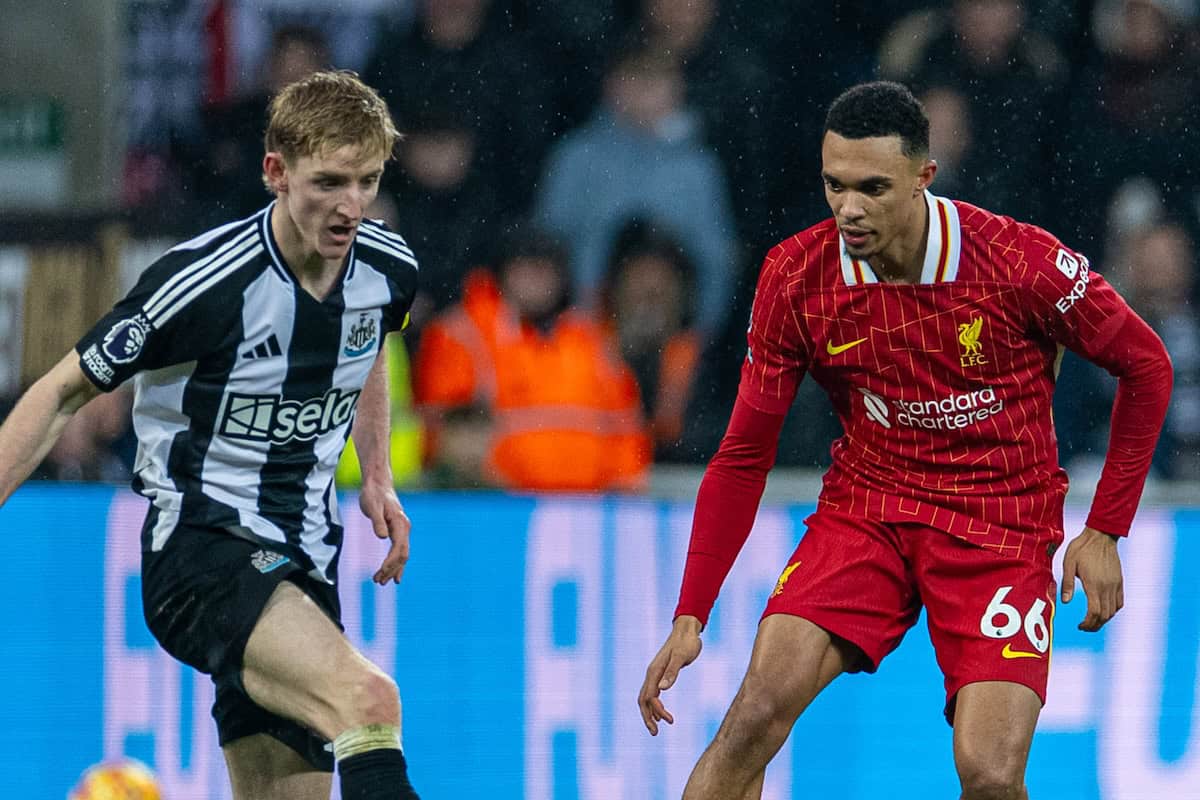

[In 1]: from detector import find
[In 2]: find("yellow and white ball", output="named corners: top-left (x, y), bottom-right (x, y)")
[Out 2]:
top-left (68, 759), bottom-right (162, 800)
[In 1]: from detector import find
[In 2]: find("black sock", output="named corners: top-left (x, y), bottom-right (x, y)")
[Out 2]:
top-left (337, 748), bottom-right (420, 800)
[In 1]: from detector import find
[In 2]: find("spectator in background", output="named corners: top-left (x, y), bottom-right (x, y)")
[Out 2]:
top-left (414, 227), bottom-right (651, 492)
top-left (363, 0), bottom-right (556, 215)
top-left (186, 24), bottom-right (331, 226)
top-left (919, 85), bottom-right (973, 200)
top-left (726, 1), bottom-right (885, 239)
top-left (506, 0), bottom-right (626, 133)
top-left (638, 0), bottom-right (773, 252)
top-left (602, 219), bottom-right (701, 461)
top-left (227, 0), bottom-right (398, 81)
top-left (1053, 0), bottom-right (1200, 255)
top-left (879, 0), bottom-right (1067, 227)
top-left (378, 97), bottom-right (501, 318)
top-left (535, 40), bottom-right (737, 340)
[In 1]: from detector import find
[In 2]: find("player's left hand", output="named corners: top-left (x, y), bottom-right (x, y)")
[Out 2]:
top-left (1061, 526), bottom-right (1123, 632)
top-left (359, 479), bottom-right (411, 585)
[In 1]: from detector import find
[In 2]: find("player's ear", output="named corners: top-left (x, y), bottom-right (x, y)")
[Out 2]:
top-left (263, 152), bottom-right (289, 195)
top-left (915, 158), bottom-right (937, 195)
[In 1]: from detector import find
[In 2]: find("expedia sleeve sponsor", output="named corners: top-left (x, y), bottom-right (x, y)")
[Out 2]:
top-left (1052, 249), bottom-right (1092, 314)
top-left (1023, 224), bottom-right (1132, 357)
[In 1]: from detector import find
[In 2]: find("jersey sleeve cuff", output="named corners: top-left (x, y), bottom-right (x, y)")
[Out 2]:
top-left (673, 550), bottom-right (731, 628)
top-left (1084, 513), bottom-right (1131, 538)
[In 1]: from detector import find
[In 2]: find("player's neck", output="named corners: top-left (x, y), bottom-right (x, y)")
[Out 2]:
top-left (271, 204), bottom-right (345, 301)
top-left (290, 254), bottom-right (345, 302)
top-left (868, 199), bottom-right (930, 284)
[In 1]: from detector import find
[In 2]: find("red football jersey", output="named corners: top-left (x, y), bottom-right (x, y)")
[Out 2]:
top-left (741, 193), bottom-right (1130, 559)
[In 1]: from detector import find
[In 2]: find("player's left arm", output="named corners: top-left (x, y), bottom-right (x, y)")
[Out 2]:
top-left (0, 351), bottom-right (100, 506)
top-left (1021, 223), bottom-right (1173, 631)
top-left (353, 334), bottom-right (412, 586)
top-left (355, 221), bottom-right (420, 585)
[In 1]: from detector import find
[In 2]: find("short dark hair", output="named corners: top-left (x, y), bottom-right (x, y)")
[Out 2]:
top-left (606, 35), bottom-right (680, 81)
top-left (824, 81), bottom-right (930, 158)
top-left (270, 24), bottom-right (329, 60)
top-left (493, 223), bottom-right (570, 273)
top-left (603, 216), bottom-right (697, 324)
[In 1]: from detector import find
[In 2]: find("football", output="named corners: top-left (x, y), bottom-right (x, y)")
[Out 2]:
top-left (68, 759), bottom-right (162, 800)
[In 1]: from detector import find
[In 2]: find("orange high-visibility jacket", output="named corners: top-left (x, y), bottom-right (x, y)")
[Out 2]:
top-left (650, 330), bottom-right (701, 447)
top-left (414, 270), bottom-right (651, 491)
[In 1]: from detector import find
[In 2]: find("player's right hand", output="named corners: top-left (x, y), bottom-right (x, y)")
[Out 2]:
top-left (638, 615), bottom-right (703, 735)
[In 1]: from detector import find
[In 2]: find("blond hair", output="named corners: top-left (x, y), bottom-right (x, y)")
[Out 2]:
top-left (264, 70), bottom-right (400, 181)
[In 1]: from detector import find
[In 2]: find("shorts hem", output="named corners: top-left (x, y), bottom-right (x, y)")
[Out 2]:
top-left (760, 608), bottom-right (883, 673)
top-left (217, 727), bottom-right (335, 773)
top-left (943, 676), bottom-right (1048, 726)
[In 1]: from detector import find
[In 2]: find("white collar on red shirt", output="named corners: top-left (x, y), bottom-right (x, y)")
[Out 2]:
top-left (838, 191), bottom-right (962, 286)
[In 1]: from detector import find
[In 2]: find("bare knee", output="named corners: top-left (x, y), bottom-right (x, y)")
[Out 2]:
top-left (720, 672), bottom-right (797, 744)
top-left (339, 666), bottom-right (400, 730)
top-left (957, 746), bottom-right (1027, 800)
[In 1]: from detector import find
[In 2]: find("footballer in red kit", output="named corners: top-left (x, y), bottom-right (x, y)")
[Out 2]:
top-left (638, 82), bottom-right (1173, 800)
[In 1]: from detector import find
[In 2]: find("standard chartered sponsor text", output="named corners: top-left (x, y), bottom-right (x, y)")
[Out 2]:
top-left (894, 387), bottom-right (1003, 430)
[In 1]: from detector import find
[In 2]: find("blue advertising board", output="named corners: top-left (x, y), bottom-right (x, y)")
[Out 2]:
top-left (1, 485), bottom-right (1197, 799)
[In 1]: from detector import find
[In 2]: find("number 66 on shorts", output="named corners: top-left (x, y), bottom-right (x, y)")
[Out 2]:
top-left (979, 585), bottom-right (1051, 655)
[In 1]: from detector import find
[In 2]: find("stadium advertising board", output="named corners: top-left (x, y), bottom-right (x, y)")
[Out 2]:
top-left (1, 487), bottom-right (1196, 799)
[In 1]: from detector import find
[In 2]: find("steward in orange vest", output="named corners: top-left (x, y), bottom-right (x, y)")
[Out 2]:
top-left (414, 229), bottom-right (651, 491)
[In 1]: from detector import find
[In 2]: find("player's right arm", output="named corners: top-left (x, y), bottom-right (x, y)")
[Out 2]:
top-left (0, 351), bottom-right (101, 506)
top-left (0, 230), bottom-right (250, 509)
top-left (638, 397), bottom-right (790, 734)
top-left (639, 242), bottom-right (812, 734)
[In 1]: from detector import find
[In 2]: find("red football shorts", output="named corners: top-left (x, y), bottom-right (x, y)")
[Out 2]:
top-left (763, 509), bottom-right (1056, 721)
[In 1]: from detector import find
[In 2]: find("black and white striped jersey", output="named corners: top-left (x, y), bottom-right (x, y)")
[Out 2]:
top-left (75, 204), bottom-right (418, 584)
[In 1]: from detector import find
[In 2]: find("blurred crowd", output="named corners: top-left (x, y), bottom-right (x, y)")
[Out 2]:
top-left (35, 0), bottom-right (1200, 489)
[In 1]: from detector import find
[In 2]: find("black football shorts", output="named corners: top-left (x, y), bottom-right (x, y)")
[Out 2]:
top-left (140, 514), bottom-right (340, 770)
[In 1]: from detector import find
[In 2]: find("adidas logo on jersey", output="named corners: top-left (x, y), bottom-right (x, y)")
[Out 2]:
top-left (217, 388), bottom-right (361, 444)
top-left (241, 334), bottom-right (282, 360)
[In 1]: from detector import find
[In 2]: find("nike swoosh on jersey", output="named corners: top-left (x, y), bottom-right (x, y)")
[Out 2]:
top-left (1001, 643), bottom-right (1043, 660)
top-left (826, 337), bottom-right (868, 356)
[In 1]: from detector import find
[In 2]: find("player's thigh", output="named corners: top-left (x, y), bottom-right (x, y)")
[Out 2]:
top-left (738, 614), bottom-right (859, 719)
top-left (952, 681), bottom-right (1041, 786)
top-left (910, 527), bottom-right (1055, 722)
top-left (763, 509), bottom-right (920, 674)
top-left (241, 580), bottom-right (396, 740)
top-left (224, 733), bottom-right (333, 800)
top-left (141, 523), bottom-right (305, 678)
top-left (212, 671), bottom-right (335, 775)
